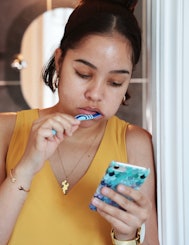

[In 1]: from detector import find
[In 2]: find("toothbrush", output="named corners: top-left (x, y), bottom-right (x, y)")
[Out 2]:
top-left (52, 129), bottom-right (57, 136)
top-left (51, 112), bottom-right (101, 135)
top-left (75, 112), bottom-right (101, 121)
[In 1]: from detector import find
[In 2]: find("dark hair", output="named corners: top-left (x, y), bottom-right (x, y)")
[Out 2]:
top-left (42, 0), bottom-right (141, 93)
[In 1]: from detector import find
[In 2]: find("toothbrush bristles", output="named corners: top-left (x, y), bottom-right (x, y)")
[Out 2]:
top-left (75, 113), bottom-right (101, 121)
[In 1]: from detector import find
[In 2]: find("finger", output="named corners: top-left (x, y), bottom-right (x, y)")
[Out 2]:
top-left (117, 185), bottom-right (150, 210)
top-left (100, 187), bottom-right (150, 223)
top-left (98, 209), bottom-right (134, 234)
top-left (53, 115), bottom-right (80, 136)
top-left (100, 186), bottom-right (137, 211)
top-left (35, 113), bottom-right (80, 131)
top-left (92, 196), bottom-right (140, 228)
top-left (34, 119), bottom-right (64, 140)
top-left (34, 115), bottom-right (80, 139)
top-left (92, 197), bottom-right (139, 236)
top-left (101, 185), bottom-right (147, 210)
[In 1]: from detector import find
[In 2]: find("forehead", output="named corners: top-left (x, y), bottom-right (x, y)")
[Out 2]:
top-left (69, 33), bottom-right (133, 67)
top-left (76, 32), bottom-right (132, 50)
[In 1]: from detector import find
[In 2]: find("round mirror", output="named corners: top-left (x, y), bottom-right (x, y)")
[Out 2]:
top-left (21, 8), bottom-right (73, 108)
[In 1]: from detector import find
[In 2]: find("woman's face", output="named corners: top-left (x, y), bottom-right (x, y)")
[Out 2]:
top-left (55, 33), bottom-right (133, 122)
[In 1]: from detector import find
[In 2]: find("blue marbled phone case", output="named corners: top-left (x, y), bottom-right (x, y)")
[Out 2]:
top-left (89, 161), bottom-right (150, 211)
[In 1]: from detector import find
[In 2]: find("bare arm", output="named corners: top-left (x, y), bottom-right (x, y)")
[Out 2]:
top-left (91, 124), bottom-right (159, 244)
top-left (126, 124), bottom-right (159, 244)
top-left (0, 112), bottom-right (80, 244)
top-left (0, 113), bottom-right (30, 245)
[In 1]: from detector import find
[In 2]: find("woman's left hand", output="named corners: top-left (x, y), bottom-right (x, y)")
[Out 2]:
top-left (91, 184), bottom-right (151, 241)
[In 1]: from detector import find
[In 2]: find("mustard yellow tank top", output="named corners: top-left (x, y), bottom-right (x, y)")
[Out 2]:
top-left (6, 109), bottom-right (129, 245)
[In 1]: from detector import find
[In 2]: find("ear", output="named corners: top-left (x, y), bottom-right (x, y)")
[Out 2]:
top-left (54, 48), bottom-right (63, 75)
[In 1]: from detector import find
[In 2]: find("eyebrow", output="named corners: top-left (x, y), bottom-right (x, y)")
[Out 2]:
top-left (74, 59), bottom-right (97, 69)
top-left (74, 59), bottom-right (130, 75)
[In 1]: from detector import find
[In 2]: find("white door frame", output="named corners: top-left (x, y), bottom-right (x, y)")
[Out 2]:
top-left (150, 0), bottom-right (189, 244)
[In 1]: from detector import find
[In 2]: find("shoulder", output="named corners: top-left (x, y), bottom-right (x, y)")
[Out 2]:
top-left (126, 124), bottom-right (154, 168)
top-left (126, 124), bottom-right (152, 145)
top-left (109, 116), bottom-right (129, 130)
top-left (0, 112), bottom-right (17, 143)
top-left (0, 112), bottom-right (17, 182)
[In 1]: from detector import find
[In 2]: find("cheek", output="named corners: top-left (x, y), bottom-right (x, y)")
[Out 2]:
top-left (110, 85), bottom-right (128, 103)
top-left (105, 93), bottom-right (124, 114)
top-left (58, 78), bottom-right (85, 108)
top-left (106, 84), bottom-right (129, 110)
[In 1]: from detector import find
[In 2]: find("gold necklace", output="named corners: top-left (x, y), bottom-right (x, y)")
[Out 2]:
top-left (57, 132), bottom-right (99, 195)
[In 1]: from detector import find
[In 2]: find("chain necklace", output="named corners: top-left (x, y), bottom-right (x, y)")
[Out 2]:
top-left (57, 132), bottom-right (100, 194)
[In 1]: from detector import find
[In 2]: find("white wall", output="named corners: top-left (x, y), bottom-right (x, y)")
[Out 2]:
top-left (150, 0), bottom-right (189, 244)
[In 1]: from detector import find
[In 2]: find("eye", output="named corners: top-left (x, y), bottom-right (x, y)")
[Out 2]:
top-left (75, 70), bottom-right (91, 79)
top-left (110, 81), bottom-right (123, 87)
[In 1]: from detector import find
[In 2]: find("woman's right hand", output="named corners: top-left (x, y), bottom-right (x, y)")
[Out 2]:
top-left (16, 113), bottom-right (80, 176)
top-left (0, 112), bottom-right (80, 245)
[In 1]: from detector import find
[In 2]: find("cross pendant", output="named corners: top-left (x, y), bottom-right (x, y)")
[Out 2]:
top-left (61, 180), bottom-right (69, 195)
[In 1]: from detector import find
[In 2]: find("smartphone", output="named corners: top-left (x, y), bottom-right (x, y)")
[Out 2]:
top-left (89, 161), bottom-right (150, 211)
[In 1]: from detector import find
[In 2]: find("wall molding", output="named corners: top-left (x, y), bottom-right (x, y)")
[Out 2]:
top-left (0, 81), bottom-right (20, 86)
top-left (0, 79), bottom-right (147, 87)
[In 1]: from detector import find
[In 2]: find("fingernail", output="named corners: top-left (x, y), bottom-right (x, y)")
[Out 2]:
top-left (101, 187), bottom-right (109, 195)
top-left (92, 197), bottom-right (99, 205)
top-left (117, 184), bottom-right (126, 192)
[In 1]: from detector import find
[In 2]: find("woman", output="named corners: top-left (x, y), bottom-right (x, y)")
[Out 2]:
top-left (0, 0), bottom-right (159, 244)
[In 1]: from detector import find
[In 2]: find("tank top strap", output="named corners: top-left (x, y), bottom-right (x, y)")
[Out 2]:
top-left (6, 109), bottom-right (39, 171)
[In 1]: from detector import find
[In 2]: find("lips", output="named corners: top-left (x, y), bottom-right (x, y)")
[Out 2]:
top-left (78, 107), bottom-right (101, 115)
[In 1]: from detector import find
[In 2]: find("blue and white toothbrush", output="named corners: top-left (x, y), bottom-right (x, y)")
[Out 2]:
top-left (51, 112), bottom-right (101, 135)
top-left (75, 112), bottom-right (101, 121)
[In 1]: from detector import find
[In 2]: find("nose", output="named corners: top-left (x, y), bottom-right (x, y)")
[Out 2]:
top-left (84, 80), bottom-right (105, 102)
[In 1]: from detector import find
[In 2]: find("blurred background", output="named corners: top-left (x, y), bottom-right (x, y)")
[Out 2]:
top-left (0, 0), bottom-right (150, 128)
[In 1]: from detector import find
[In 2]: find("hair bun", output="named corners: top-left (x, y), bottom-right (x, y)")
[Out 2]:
top-left (80, 0), bottom-right (138, 12)
top-left (110, 0), bottom-right (138, 12)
